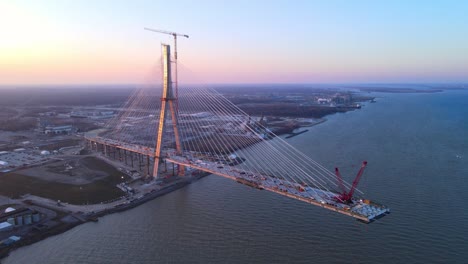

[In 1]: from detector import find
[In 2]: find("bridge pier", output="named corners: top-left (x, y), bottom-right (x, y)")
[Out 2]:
top-left (146, 155), bottom-right (150, 177)
top-left (138, 154), bottom-right (144, 173)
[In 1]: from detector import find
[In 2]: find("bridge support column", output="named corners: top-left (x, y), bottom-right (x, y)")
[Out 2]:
top-left (147, 155), bottom-right (150, 177)
top-left (139, 154), bottom-right (144, 173)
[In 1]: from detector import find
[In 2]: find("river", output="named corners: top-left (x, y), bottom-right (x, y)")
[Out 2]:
top-left (4, 90), bottom-right (468, 263)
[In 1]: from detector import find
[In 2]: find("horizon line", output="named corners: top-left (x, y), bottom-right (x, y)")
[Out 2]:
top-left (1, 82), bottom-right (467, 88)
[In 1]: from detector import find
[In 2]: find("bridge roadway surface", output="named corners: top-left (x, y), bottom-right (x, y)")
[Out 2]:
top-left (86, 136), bottom-right (389, 222)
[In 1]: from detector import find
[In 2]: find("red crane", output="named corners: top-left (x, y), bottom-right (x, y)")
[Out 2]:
top-left (334, 161), bottom-right (368, 203)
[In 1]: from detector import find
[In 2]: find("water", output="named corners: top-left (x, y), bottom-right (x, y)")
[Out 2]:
top-left (4, 90), bottom-right (468, 263)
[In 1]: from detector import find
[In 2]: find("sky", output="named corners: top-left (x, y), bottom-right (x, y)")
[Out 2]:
top-left (1, 0), bottom-right (467, 85)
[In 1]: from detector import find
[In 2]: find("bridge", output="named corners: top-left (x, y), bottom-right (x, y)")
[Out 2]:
top-left (85, 43), bottom-right (389, 223)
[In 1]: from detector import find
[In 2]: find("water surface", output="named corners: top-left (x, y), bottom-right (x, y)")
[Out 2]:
top-left (4, 90), bottom-right (468, 263)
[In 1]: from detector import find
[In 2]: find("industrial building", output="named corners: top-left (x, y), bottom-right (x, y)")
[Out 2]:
top-left (70, 110), bottom-right (115, 119)
top-left (0, 207), bottom-right (42, 228)
top-left (44, 125), bottom-right (74, 135)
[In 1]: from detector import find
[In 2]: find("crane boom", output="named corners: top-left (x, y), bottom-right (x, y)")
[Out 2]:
top-left (144, 27), bottom-right (189, 38)
top-left (334, 161), bottom-right (368, 203)
top-left (334, 167), bottom-right (347, 195)
top-left (347, 161), bottom-right (368, 199)
top-left (145, 27), bottom-right (189, 113)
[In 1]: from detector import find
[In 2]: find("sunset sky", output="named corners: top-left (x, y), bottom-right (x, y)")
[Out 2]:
top-left (1, 0), bottom-right (467, 85)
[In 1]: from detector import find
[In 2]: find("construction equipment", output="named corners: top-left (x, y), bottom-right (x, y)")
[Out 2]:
top-left (144, 27), bottom-right (189, 110)
top-left (335, 161), bottom-right (368, 203)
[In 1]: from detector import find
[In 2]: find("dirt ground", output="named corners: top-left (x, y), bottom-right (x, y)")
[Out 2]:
top-left (38, 138), bottom-right (82, 151)
top-left (0, 156), bottom-right (130, 204)
top-left (18, 156), bottom-right (111, 185)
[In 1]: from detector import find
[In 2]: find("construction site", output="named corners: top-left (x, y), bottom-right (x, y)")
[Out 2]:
top-left (0, 29), bottom-right (388, 259)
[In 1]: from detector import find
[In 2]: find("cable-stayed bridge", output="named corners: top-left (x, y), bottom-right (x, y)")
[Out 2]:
top-left (85, 44), bottom-right (389, 223)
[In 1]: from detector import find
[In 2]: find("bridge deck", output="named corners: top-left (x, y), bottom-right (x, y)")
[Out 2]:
top-left (166, 155), bottom-right (389, 223)
top-left (86, 136), bottom-right (389, 223)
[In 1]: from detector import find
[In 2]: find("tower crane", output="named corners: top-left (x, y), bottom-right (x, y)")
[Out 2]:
top-left (144, 27), bottom-right (189, 110)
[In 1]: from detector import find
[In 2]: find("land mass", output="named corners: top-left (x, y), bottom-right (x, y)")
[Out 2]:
top-left (0, 84), bottom-right (465, 260)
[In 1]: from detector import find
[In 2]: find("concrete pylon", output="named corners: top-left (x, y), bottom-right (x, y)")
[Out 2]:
top-left (153, 44), bottom-right (184, 178)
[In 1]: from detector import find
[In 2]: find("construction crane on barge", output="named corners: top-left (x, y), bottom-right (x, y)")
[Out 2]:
top-left (335, 161), bottom-right (368, 203)
top-left (144, 27), bottom-right (189, 110)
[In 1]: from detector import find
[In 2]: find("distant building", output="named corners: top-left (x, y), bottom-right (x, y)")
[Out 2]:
top-left (70, 110), bottom-right (115, 119)
top-left (70, 111), bottom-right (89, 118)
top-left (331, 93), bottom-right (352, 105)
top-left (39, 111), bottom-right (57, 117)
top-left (57, 113), bottom-right (71, 118)
top-left (44, 125), bottom-right (74, 135)
top-left (37, 119), bottom-right (75, 134)
top-left (13, 148), bottom-right (26, 152)
top-left (317, 98), bottom-right (331, 104)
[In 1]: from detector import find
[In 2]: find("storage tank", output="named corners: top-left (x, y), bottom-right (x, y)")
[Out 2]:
top-left (15, 216), bottom-right (23, 226)
top-left (24, 214), bottom-right (32, 225)
top-left (4, 207), bottom-right (15, 213)
top-left (32, 213), bottom-right (40, 222)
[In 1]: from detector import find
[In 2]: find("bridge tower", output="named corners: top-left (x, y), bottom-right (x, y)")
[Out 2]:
top-left (153, 44), bottom-right (184, 177)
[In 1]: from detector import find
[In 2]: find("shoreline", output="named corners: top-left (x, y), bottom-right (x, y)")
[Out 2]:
top-left (0, 173), bottom-right (208, 261)
top-left (0, 97), bottom-right (362, 262)
top-left (0, 116), bottom-right (333, 261)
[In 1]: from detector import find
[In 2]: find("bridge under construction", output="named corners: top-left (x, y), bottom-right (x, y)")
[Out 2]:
top-left (85, 32), bottom-right (389, 223)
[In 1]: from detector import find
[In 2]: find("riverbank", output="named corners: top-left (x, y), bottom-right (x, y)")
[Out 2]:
top-left (284, 118), bottom-right (328, 138)
top-left (0, 172), bottom-right (209, 261)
